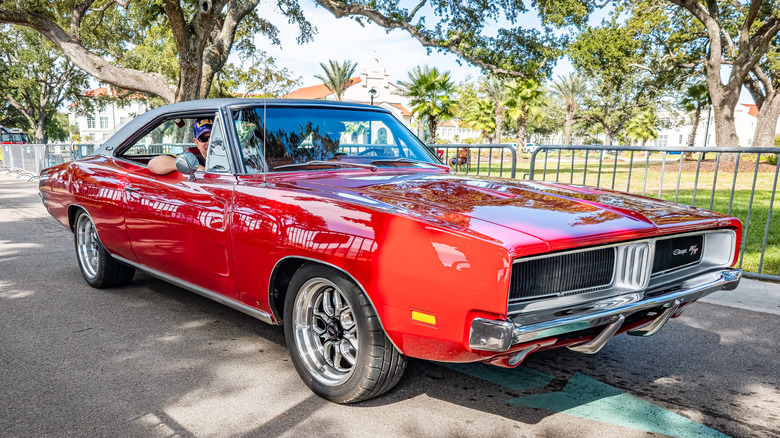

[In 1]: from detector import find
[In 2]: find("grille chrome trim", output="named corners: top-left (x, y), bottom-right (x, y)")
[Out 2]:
top-left (509, 247), bottom-right (615, 302)
top-left (614, 241), bottom-right (652, 290)
top-left (470, 269), bottom-right (741, 352)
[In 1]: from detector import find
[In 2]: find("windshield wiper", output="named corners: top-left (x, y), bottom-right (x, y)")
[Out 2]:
top-left (369, 158), bottom-right (429, 167)
top-left (274, 161), bottom-right (377, 171)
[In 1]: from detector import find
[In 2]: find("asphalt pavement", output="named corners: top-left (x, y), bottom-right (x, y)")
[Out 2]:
top-left (1, 172), bottom-right (779, 438)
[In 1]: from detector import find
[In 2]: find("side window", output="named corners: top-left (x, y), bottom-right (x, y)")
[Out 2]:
top-left (122, 119), bottom-right (193, 157)
top-left (206, 117), bottom-right (231, 173)
top-left (233, 110), bottom-right (265, 174)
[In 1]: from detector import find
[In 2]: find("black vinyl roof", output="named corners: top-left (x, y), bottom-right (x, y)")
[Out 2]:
top-left (96, 98), bottom-right (393, 156)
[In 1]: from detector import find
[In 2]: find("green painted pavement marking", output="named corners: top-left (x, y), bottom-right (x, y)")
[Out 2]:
top-left (443, 363), bottom-right (554, 392)
top-left (509, 372), bottom-right (730, 438)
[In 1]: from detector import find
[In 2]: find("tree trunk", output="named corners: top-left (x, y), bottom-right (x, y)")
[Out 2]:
top-left (494, 104), bottom-right (504, 143)
top-left (516, 113), bottom-right (528, 156)
top-left (176, 59), bottom-right (204, 102)
top-left (753, 92), bottom-right (780, 147)
top-left (564, 105), bottom-right (574, 145)
top-left (706, 63), bottom-right (741, 148)
top-left (428, 116), bottom-right (437, 143)
top-left (33, 123), bottom-right (46, 144)
top-left (688, 105), bottom-right (702, 148)
top-left (604, 129), bottom-right (613, 146)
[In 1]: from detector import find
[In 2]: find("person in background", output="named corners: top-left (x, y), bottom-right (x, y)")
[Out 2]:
top-left (148, 119), bottom-right (212, 175)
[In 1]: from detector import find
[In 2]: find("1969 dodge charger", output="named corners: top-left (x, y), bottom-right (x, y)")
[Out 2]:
top-left (39, 99), bottom-right (742, 403)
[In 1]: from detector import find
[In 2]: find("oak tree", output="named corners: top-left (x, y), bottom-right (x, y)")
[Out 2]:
top-left (0, 0), bottom-right (313, 103)
top-left (0, 25), bottom-right (90, 142)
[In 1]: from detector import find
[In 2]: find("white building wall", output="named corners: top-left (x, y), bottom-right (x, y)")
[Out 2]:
top-left (69, 98), bottom-right (149, 143)
top-left (435, 121), bottom-right (481, 143)
top-left (654, 104), bottom-right (775, 148)
top-left (339, 53), bottom-right (414, 127)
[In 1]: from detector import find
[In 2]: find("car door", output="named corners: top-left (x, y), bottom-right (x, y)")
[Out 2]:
top-left (123, 111), bottom-right (239, 297)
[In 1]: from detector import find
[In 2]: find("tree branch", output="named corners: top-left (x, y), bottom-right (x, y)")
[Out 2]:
top-left (89, 0), bottom-right (131, 14)
top-left (71, 1), bottom-right (96, 37)
top-left (4, 92), bottom-right (34, 125)
top-left (407, 0), bottom-right (426, 22)
top-left (314, 0), bottom-right (527, 77)
top-left (199, 0), bottom-right (260, 98)
top-left (163, 0), bottom-right (193, 62)
top-left (739, 0), bottom-right (761, 55)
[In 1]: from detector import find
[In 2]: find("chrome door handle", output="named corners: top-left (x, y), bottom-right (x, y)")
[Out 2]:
top-left (124, 186), bottom-right (140, 192)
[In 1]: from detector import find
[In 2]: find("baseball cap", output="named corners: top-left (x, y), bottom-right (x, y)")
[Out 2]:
top-left (194, 119), bottom-right (213, 138)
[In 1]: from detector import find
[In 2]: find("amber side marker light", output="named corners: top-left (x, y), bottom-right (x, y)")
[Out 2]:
top-left (411, 310), bottom-right (437, 326)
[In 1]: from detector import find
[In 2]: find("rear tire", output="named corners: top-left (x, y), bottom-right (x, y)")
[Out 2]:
top-left (74, 210), bottom-right (135, 288)
top-left (284, 263), bottom-right (407, 403)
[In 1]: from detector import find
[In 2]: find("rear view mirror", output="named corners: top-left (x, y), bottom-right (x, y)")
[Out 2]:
top-left (176, 152), bottom-right (198, 181)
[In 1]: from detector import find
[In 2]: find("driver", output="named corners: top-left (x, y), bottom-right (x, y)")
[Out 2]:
top-left (148, 119), bottom-right (212, 175)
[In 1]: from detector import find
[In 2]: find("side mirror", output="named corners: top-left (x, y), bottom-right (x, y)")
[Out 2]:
top-left (176, 152), bottom-right (198, 181)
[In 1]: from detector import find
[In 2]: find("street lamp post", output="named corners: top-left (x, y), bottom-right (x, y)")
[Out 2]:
top-left (368, 88), bottom-right (378, 144)
top-left (368, 87), bottom-right (377, 105)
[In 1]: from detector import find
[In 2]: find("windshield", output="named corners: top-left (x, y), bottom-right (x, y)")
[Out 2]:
top-left (231, 106), bottom-right (439, 173)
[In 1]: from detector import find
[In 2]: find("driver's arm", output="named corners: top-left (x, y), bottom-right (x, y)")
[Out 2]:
top-left (148, 155), bottom-right (177, 175)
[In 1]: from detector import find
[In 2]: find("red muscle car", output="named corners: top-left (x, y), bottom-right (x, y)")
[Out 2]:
top-left (39, 99), bottom-right (742, 403)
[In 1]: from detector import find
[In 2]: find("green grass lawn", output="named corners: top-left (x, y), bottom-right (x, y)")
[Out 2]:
top-left (451, 150), bottom-right (779, 277)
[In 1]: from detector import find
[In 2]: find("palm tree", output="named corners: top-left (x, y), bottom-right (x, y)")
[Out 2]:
top-left (463, 99), bottom-right (496, 143)
top-left (397, 65), bottom-right (456, 143)
top-left (504, 79), bottom-right (545, 154)
top-left (480, 75), bottom-right (507, 143)
top-left (623, 111), bottom-right (658, 146)
top-left (550, 74), bottom-right (586, 145)
top-left (315, 60), bottom-right (357, 101)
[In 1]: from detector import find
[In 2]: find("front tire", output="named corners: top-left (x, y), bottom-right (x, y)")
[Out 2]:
top-left (284, 263), bottom-right (407, 403)
top-left (74, 210), bottom-right (135, 288)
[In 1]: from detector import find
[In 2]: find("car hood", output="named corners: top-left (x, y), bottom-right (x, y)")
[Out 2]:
top-left (287, 172), bottom-right (732, 253)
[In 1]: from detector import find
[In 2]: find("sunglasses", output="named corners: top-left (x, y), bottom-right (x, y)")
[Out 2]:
top-left (197, 133), bottom-right (211, 142)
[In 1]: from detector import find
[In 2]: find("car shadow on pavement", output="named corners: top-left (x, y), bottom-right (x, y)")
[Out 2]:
top-left (70, 273), bottom-right (780, 437)
top-left (346, 305), bottom-right (779, 438)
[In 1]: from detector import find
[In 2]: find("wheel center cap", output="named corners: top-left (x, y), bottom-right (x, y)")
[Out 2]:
top-left (326, 320), bottom-right (342, 340)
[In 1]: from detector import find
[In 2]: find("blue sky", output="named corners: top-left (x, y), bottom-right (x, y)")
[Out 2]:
top-left (259, 1), bottom-right (588, 87)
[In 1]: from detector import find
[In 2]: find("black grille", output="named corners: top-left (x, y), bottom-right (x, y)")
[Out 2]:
top-left (510, 248), bottom-right (615, 301)
top-left (652, 234), bottom-right (703, 274)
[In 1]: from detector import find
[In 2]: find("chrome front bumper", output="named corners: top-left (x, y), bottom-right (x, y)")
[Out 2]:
top-left (469, 268), bottom-right (741, 354)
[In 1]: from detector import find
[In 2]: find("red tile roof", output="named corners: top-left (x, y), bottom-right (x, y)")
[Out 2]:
top-left (71, 87), bottom-right (145, 106)
top-left (284, 77), bottom-right (361, 99)
top-left (742, 104), bottom-right (759, 117)
top-left (348, 101), bottom-right (412, 117)
top-left (82, 87), bottom-right (116, 97)
top-left (387, 103), bottom-right (411, 116)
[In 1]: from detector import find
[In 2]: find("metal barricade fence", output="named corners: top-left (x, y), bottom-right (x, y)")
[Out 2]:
top-left (1, 144), bottom-right (48, 180)
top-left (45, 143), bottom-right (98, 166)
top-left (1, 143), bottom-right (98, 179)
top-left (526, 145), bottom-right (780, 282)
top-left (433, 144), bottom-right (517, 179)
